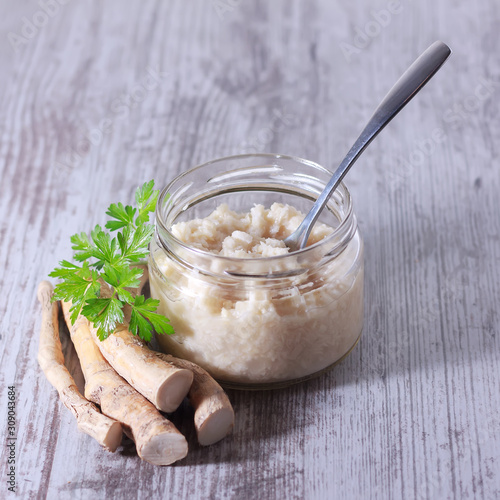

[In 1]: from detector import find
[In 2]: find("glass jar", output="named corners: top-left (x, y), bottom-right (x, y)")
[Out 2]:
top-left (149, 154), bottom-right (364, 389)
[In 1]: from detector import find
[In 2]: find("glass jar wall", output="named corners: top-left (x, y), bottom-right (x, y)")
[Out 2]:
top-left (149, 154), bottom-right (364, 389)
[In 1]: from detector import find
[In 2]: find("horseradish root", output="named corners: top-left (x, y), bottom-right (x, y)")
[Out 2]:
top-left (61, 301), bottom-right (188, 465)
top-left (138, 266), bottom-right (234, 444)
top-left (88, 323), bottom-right (193, 413)
top-left (155, 353), bottom-right (235, 446)
top-left (37, 281), bottom-right (122, 452)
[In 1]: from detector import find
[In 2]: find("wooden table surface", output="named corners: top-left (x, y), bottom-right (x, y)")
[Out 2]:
top-left (1, 1), bottom-right (499, 499)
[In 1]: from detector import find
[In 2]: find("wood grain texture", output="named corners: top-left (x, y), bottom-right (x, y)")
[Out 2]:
top-left (1, 0), bottom-right (499, 498)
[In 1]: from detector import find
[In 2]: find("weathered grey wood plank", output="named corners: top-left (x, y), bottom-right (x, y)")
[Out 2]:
top-left (0, 0), bottom-right (499, 499)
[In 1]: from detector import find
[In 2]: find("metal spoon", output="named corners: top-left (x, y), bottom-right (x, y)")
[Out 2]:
top-left (284, 40), bottom-right (452, 252)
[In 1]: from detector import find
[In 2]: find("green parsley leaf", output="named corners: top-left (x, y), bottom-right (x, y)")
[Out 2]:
top-left (70, 233), bottom-right (95, 262)
top-left (122, 224), bottom-right (155, 262)
top-left (91, 225), bottom-right (120, 268)
top-left (50, 261), bottom-right (101, 322)
top-left (49, 180), bottom-right (174, 342)
top-left (101, 263), bottom-right (143, 304)
top-left (135, 179), bottom-right (155, 209)
top-left (105, 202), bottom-right (137, 232)
top-left (135, 180), bottom-right (159, 226)
top-left (49, 259), bottom-right (82, 279)
top-left (82, 297), bottom-right (124, 340)
top-left (130, 295), bottom-right (174, 342)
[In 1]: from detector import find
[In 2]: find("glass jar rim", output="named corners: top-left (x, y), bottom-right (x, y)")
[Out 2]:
top-left (155, 153), bottom-right (356, 272)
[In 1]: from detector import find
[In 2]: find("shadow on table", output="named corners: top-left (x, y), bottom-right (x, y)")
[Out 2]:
top-left (339, 202), bottom-right (500, 389)
top-left (60, 309), bottom-right (331, 466)
top-left (167, 379), bottom-right (330, 467)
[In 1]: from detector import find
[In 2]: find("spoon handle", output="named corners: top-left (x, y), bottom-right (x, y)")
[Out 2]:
top-left (289, 41), bottom-right (451, 250)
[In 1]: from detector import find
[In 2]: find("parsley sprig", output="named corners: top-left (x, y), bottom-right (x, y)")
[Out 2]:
top-left (50, 180), bottom-right (174, 342)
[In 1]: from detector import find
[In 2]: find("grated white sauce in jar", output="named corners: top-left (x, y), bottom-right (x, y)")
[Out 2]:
top-left (149, 203), bottom-right (364, 386)
top-left (170, 203), bottom-right (333, 257)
